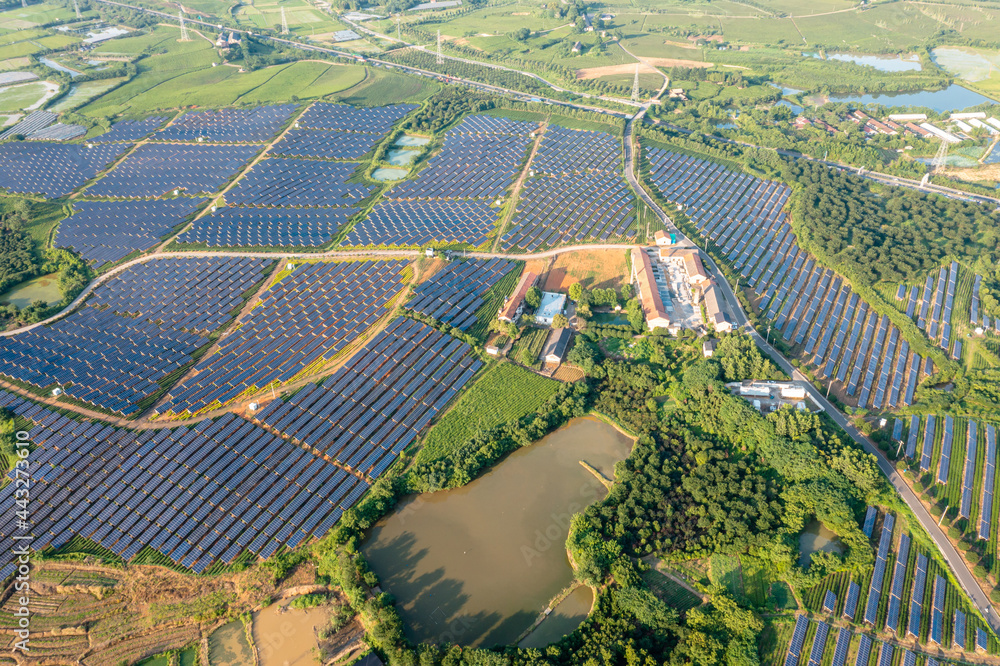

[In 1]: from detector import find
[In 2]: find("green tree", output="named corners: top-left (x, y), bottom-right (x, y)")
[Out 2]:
top-left (552, 313), bottom-right (569, 328)
top-left (525, 286), bottom-right (542, 309)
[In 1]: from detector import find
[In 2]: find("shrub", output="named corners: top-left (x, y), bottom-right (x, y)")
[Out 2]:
top-left (957, 541), bottom-right (972, 552)
top-left (948, 525), bottom-right (962, 539)
top-left (991, 588), bottom-right (1000, 604)
top-left (974, 565), bottom-right (988, 578)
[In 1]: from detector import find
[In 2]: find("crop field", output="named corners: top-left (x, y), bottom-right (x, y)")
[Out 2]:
top-left (642, 569), bottom-right (702, 612)
top-left (708, 553), bottom-right (744, 598)
top-left (416, 362), bottom-right (560, 465)
top-left (510, 326), bottom-right (549, 369)
top-left (0, 2), bottom-right (79, 28)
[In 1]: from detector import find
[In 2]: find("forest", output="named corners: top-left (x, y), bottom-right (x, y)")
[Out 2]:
top-left (781, 159), bottom-right (1000, 285)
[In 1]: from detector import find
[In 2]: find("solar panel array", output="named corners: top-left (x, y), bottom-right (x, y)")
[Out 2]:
top-left (223, 158), bottom-right (372, 207)
top-left (500, 126), bottom-right (635, 250)
top-left (863, 506), bottom-right (877, 537)
top-left (908, 553), bottom-right (928, 638)
top-left (645, 147), bottom-right (925, 407)
top-left (906, 414), bottom-right (919, 459)
top-left (903, 650), bottom-right (916, 666)
top-left (254, 318), bottom-right (482, 479)
top-left (0, 396), bottom-right (369, 574)
top-left (823, 590), bottom-right (837, 613)
top-left (162, 260), bottom-right (408, 416)
top-left (785, 614), bottom-right (809, 666)
top-left (55, 199), bottom-right (205, 267)
top-left (844, 581), bottom-right (861, 620)
top-left (345, 115), bottom-right (535, 247)
top-left (981, 424), bottom-right (997, 541)
top-left (960, 421), bottom-right (978, 519)
top-left (176, 206), bottom-right (357, 248)
top-left (806, 621), bottom-right (828, 666)
top-left (937, 415), bottom-right (955, 485)
top-left (920, 415), bottom-right (937, 471)
top-left (85, 144), bottom-right (259, 198)
top-left (346, 199), bottom-right (499, 247)
top-left (94, 116), bottom-right (169, 143)
top-left (271, 128), bottom-right (381, 160)
top-left (930, 575), bottom-right (945, 644)
top-left (885, 532), bottom-right (910, 633)
top-left (978, 627), bottom-right (988, 651)
top-left (832, 628), bottom-right (851, 666)
top-left (0, 257), bottom-right (268, 414)
top-left (297, 102), bottom-right (416, 134)
top-left (972, 275), bottom-right (982, 326)
top-left (877, 642), bottom-right (892, 666)
top-left (156, 104), bottom-right (297, 142)
top-left (864, 513), bottom-right (895, 625)
top-left (854, 635), bottom-right (873, 666)
top-left (955, 609), bottom-right (967, 649)
top-left (407, 258), bottom-right (517, 330)
top-left (0, 142), bottom-right (130, 198)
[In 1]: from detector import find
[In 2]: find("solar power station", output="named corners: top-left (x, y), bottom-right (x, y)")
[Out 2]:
top-left (155, 104), bottom-right (297, 143)
top-left (0, 257), bottom-right (269, 415)
top-left (345, 115), bottom-right (536, 247)
top-left (161, 260), bottom-right (409, 416)
top-left (0, 392), bottom-right (368, 575)
top-left (176, 102), bottom-right (414, 248)
top-left (645, 147), bottom-right (928, 409)
top-left (93, 115), bottom-right (170, 143)
top-left (500, 125), bottom-right (636, 249)
top-left (223, 158), bottom-right (372, 207)
top-left (254, 317), bottom-right (482, 479)
top-left (0, 142), bottom-right (130, 198)
top-left (407, 258), bottom-right (518, 330)
top-left (84, 143), bottom-right (260, 198)
top-left (55, 198), bottom-right (205, 267)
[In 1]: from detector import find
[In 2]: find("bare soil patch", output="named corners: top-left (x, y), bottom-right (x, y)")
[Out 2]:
top-left (541, 248), bottom-right (628, 291)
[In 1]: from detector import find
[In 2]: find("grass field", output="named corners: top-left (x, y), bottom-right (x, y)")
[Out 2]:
top-left (416, 362), bottom-right (560, 464)
top-left (79, 26), bottom-right (379, 116)
top-left (0, 2), bottom-right (79, 29)
top-left (0, 81), bottom-right (53, 113)
top-left (709, 553), bottom-right (744, 598)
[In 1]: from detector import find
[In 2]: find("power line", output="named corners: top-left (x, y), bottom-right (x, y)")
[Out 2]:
top-left (73, 0), bottom-right (82, 19)
top-left (281, 6), bottom-right (289, 35)
top-left (631, 63), bottom-right (640, 103)
top-left (436, 29), bottom-right (443, 65)
top-left (179, 10), bottom-right (190, 40)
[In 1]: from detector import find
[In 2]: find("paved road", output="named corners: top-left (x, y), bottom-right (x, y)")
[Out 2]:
top-left (621, 113), bottom-right (1000, 633)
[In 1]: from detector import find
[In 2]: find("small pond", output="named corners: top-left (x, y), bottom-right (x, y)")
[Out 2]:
top-left (798, 519), bottom-right (845, 568)
top-left (811, 84), bottom-right (995, 115)
top-left (395, 135), bottom-right (431, 147)
top-left (363, 416), bottom-right (633, 647)
top-left (387, 148), bottom-right (421, 166)
top-left (253, 599), bottom-right (329, 666)
top-left (38, 56), bottom-right (81, 77)
top-left (808, 52), bottom-right (922, 72)
top-left (371, 167), bottom-right (409, 181)
top-left (0, 273), bottom-right (61, 309)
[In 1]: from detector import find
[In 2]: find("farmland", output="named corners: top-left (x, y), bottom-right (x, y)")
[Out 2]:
top-left (416, 362), bottom-right (560, 464)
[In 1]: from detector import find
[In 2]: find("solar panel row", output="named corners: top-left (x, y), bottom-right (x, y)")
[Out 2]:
top-left (224, 158), bottom-right (372, 208)
top-left (908, 553), bottom-right (928, 638)
top-left (94, 115), bottom-right (169, 143)
top-left (960, 421), bottom-right (978, 519)
top-left (981, 424), bottom-right (997, 541)
top-left (863, 513), bottom-right (895, 625)
top-left (254, 317), bottom-right (481, 479)
top-left (297, 102), bottom-right (417, 134)
top-left (176, 206), bottom-right (357, 248)
top-left (930, 575), bottom-right (945, 644)
top-left (162, 259), bottom-right (409, 415)
top-left (785, 614), bottom-right (809, 666)
top-left (885, 533), bottom-right (910, 633)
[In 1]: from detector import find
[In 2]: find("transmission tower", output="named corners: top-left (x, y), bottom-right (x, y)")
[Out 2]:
top-left (21, 0), bottom-right (27, 9)
top-left (396, 15), bottom-right (400, 40)
top-left (73, 0), bottom-right (82, 19)
top-left (281, 6), bottom-right (289, 34)
top-left (931, 137), bottom-right (950, 173)
top-left (179, 11), bottom-right (190, 40)
top-left (631, 63), bottom-right (640, 102)
top-left (436, 29), bottom-right (443, 65)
